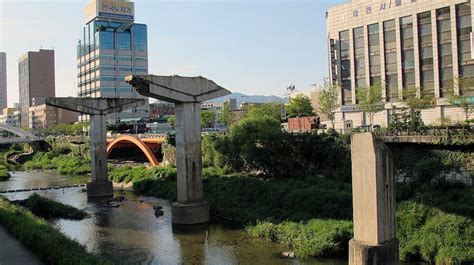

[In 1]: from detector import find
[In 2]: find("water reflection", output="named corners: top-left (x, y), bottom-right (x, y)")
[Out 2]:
top-left (0, 171), bottom-right (346, 265)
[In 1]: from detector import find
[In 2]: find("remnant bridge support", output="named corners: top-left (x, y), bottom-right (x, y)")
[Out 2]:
top-left (350, 133), bottom-right (399, 264)
top-left (46, 97), bottom-right (145, 198)
top-left (126, 74), bottom-right (231, 225)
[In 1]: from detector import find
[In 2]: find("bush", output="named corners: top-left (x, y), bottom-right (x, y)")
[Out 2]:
top-left (0, 164), bottom-right (10, 181)
top-left (397, 202), bottom-right (474, 264)
top-left (0, 196), bottom-right (110, 264)
top-left (15, 194), bottom-right (88, 220)
top-left (247, 219), bottom-right (353, 258)
top-left (23, 151), bottom-right (90, 175)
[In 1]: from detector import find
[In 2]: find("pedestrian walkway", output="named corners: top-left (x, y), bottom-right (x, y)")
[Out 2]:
top-left (0, 225), bottom-right (43, 265)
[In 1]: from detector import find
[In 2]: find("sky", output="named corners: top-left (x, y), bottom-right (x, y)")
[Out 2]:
top-left (0, 0), bottom-right (345, 107)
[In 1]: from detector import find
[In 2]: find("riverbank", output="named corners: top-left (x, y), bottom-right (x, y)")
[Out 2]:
top-left (0, 196), bottom-right (110, 264)
top-left (109, 165), bottom-right (474, 263)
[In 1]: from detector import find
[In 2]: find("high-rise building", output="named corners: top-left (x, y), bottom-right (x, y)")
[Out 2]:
top-left (327, 0), bottom-right (474, 128)
top-left (18, 49), bottom-right (55, 128)
top-left (77, 0), bottom-right (149, 124)
top-left (0, 52), bottom-right (7, 110)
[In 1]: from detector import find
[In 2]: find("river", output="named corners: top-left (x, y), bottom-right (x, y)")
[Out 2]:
top-left (0, 170), bottom-right (347, 265)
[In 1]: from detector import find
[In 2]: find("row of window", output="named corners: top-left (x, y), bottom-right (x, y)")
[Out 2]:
top-left (77, 66), bottom-right (147, 78)
top-left (335, 2), bottom-right (474, 104)
top-left (77, 22), bottom-right (147, 58)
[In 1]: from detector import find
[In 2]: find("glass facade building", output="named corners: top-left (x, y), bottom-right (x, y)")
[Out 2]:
top-left (327, 0), bottom-right (474, 127)
top-left (77, 0), bottom-right (149, 124)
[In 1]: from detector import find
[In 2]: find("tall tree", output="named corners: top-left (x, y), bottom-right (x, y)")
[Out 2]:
top-left (220, 102), bottom-right (232, 126)
top-left (356, 84), bottom-right (383, 125)
top-left (448, 77), bottom-right (474, 122)
top-left (285, 94), bottom-right (314, 118)
top-left (201, 110), bottom-right (216, 128)
top-left (243, 103), bottom-right (283, 121)
top-left (403, 86), bottom-right (434, 130)
top-left (318, 78), bottom-right (339, 129)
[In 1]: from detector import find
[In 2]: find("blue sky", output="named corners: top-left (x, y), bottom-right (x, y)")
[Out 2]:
top-left (0, 0), bottom-right (344, 107)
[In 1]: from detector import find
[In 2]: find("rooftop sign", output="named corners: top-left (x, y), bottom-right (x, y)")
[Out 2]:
top-left (85, 0), bottom-right (134, 23)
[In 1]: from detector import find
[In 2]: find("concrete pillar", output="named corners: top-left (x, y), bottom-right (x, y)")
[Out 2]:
top-left (125, 75), bottom-right (230, 225)
top-left (349, 133), bottom-right (399, 265)
top-left (171, 103), bottom-right (210, 225)
top-left (87, 114), bottom-right (113, 197)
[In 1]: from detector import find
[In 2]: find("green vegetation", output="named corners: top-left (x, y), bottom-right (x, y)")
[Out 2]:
top-left (15, 194), bottom-right (87, 220)
top-left (318, 78), bottom-right (339, 128)
top-left (285, 94), bottom-right (313, 118)
top-left (247, 202), bottom-right (473, 263)
top-left (0, 164), bottom-right (10, 181)
top-left (0, 196), bottom-right (110, 264)
top-left (43, 123), bottom-right (86, 136)
top-left (397, 202), bottom-right (474, 264)
top-left (356, 83), bottom-right (383, 125)
top-left (201, 109), bottom-right (216, 128)
top-left (247, 219), bottom-right (353, 258)
top-left (23, 149), bottom-right (90, 175)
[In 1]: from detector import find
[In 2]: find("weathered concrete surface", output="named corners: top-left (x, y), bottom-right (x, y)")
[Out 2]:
top-left (125, 75), bottom-right (230, 103)
top-left (46, 97), bottom-right (144, 197)
top-left (171, 201), bottom-right (210, 225)
top-left (350, 133), bottom-right (399, 265)
top-left (349, 239), bottom-right (399, 265)
top-left (0, 226), bottom-right (44, 264)
top-left (45, 97), bottom-right (145, 115)
top-left (126, 75), bottom-right (231, 224)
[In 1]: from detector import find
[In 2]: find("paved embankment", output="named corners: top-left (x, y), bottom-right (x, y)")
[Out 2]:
top-left (0, 226), bottom-right (43, 265)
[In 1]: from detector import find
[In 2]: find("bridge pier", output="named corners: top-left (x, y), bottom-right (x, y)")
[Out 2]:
top-left (46, 97), bottom-right (145, 198)
top-left (126, 74), bottom-right (230, 224)
top-left (350, 133), bottom-right (399, 265)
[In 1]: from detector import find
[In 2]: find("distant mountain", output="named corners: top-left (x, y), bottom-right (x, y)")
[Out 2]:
top-left (207, 92), bottom-right (288, 106)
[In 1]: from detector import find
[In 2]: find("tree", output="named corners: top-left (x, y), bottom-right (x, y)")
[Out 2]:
top-left (285, 94), bottom-right (314, 118)
top-left (447, 77), bottom-right (474, 122)
top-left (220, 102), bottom-right (232, 126)
top-left (356, 84), bottom-right (383, 125)
top-left (167, 115), bottom-right (175, 128)
top-left (403, 87), bottom-right (434, 130)
top-left (201, 110), bottom-right (216, 128)
top-left (318, 78), bottom-right (339, 129)
top-left (242, 103), bottom-right (283, 121)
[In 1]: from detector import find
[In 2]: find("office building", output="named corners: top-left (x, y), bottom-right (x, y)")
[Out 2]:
top-left (28, 97), bottom-right (77, 129)
top-left (18, 49), bottom-right (55, 128)
top-left (0, 52), bottom-right (6, 110)
top-left (149, 101), bottom-right (175, 120)
top-left (77, 0), bottom-right (149, 124)
top-left (0, 107), bottom-right (20, 127)
top-left (327, 0), bottom-right (474, 127)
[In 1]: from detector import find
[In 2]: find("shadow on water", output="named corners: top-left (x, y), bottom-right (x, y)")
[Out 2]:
top-left (1, 171), bottom-right (347, 265)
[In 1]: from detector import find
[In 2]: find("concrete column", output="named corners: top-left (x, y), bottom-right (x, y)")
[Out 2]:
top-left (87, 114), bottom-right (113, 197)
top-left (379, 22), bottom-right (387, 102)
top-left (432, 9), bottom-right (441, 99)
top-left (171, 102), bottom-right (209, 224)
top-left (450, 4), bottom-right (460, 95)
top-left (349, 133), bottom-right (399, 265)
top-left (413, 13), bottom-right (421, 95)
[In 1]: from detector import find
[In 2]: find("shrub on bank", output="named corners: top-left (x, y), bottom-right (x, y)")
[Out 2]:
top-left (397, 202), bottom-right (474, 264)
top-left (0, 196), bottom-right (110, 264)
top-left (247, 219), bottom-right (353, 258)
top-left (23, 151), bottom-right (90, 175)
top-left (0, 164), bottom-right (10, 181)
top-left (15, 194), bottom-right (88, 220)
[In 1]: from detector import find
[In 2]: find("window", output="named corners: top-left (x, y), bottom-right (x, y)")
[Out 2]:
top-left (117, 32), bottom-right (131, 50)
top-left (385, 52), bottom-right (397, 64)
top-left (98, 31), bottom-right (114, 49)
top-left (132, 24), bottom-right (147, 52)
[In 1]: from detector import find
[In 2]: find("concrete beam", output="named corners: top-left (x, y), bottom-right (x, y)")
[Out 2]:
top-left (45, 97), bottom-right (145, 115)
top-left (125, 75), bottom-right (231, 103)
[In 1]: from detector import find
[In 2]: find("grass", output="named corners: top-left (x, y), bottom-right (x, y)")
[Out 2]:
top-left (23, 151), bottom-right (90, 175)
top-left (397, 202), bottom-right (474, 264)
top-left (14, 194), bottom-right (88, 220)
top-left (246, 202), bottom-right (474, 263)
top-left (0, 196), bottom-right (110, 264)
top-left (0, 164), bottom-right (10, 181)
top-left (247, 219), bottom-right (353, 258)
